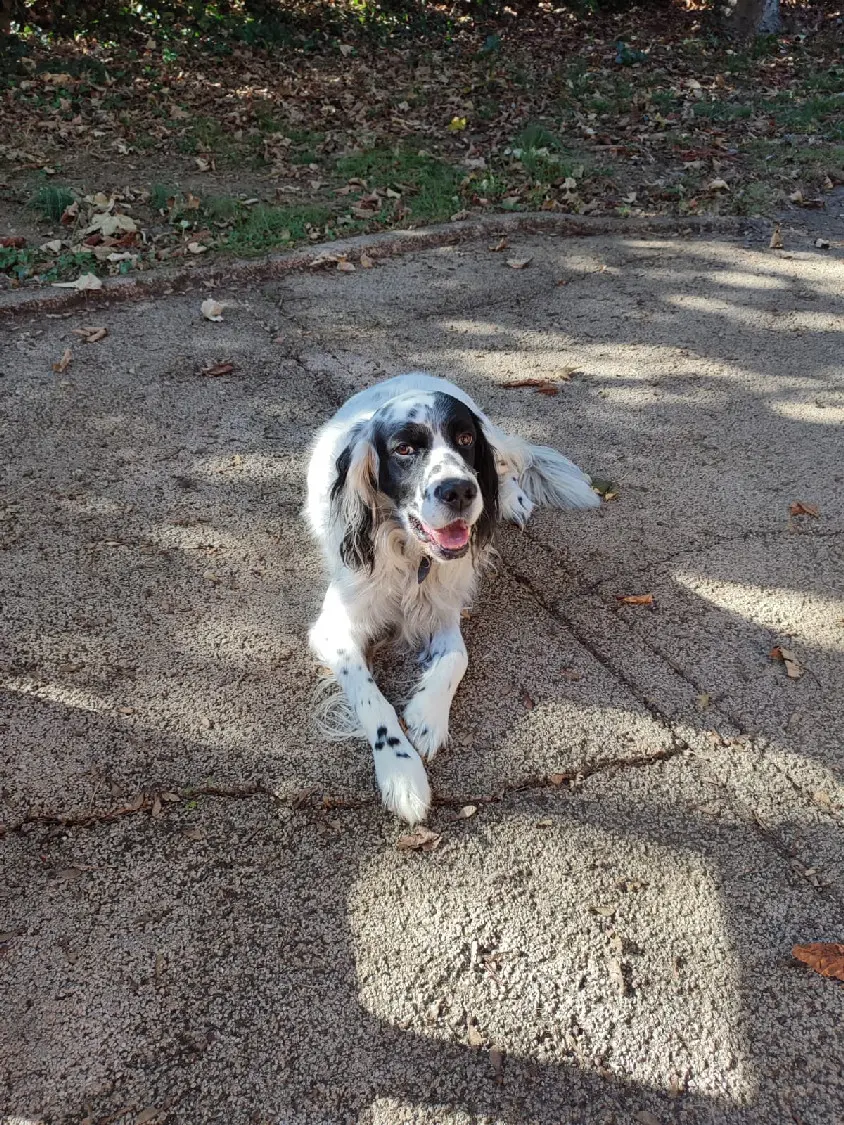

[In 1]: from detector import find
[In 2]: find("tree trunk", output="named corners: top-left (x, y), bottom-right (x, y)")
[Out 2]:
top-left (720, 0), bottom-right (780, 38)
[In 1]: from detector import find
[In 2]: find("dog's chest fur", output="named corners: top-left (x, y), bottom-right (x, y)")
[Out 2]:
top-left (338, 522), bottom-right (480, 647)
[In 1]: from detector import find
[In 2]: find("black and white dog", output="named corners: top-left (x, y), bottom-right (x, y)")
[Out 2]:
top-left (305, 373), bottom-right (600, 823)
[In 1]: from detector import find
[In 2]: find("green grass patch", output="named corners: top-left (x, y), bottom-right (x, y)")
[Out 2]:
top-left (28, 184), bottom-right (74, 222)
top-left (336, 147), bottom-right (459, 221)
top-left (0, 244), bottom-right (98, 284)
top-left (224, 203), bottom-right (335, 254)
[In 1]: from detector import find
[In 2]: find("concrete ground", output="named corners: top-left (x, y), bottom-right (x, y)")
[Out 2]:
top-left (1, 226), bottom-right (843, 1125)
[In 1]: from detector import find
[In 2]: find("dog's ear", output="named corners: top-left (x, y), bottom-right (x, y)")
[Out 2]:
top-left (473, 419), bottom-right (500, 550)
top-left (330, 425), bottom-right (380, 570)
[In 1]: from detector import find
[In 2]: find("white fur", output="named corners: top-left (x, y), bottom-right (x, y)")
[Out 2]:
top-left (305, 373), bottom-right (599, 823)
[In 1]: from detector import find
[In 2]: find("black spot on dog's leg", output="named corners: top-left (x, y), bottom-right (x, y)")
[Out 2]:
top-left (374, 740), bottom-right (385, 751)
top-left (387, 736), bottom-right (401, 747)
top-left (376, 726), bottom-right (388, 739)
top-left (395, 751), bottom-right (411, 759)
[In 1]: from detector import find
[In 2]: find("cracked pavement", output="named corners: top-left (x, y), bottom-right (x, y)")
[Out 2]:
top-left (1, 228), bottom-right (843, 1125)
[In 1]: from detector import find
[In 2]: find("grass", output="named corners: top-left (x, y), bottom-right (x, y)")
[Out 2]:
top-left (335, 148), bottom-right (459, 221)
top-left (0, 244), bottom-right (98, 283)
top-left (224, 203), bottom-right (335, 254)
top-left (29, 184), bottom-right (74, 222)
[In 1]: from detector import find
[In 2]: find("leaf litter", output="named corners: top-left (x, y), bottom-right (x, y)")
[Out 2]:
top-left (792, 943), bottom-right (844, 982)
top-left (396, 826), bottom-right (441, 852)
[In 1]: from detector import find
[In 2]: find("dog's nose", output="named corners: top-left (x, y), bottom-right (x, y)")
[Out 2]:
top-left (434, 477), bottom-right (477, 511)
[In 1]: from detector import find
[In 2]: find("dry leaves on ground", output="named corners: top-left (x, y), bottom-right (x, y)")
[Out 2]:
top-left (770, 646), bottom-right (804, 679)
top-left (52, 272), bottom-right (102, 291)
top-left (615, 593), bottom-right (655, 607)
top-left (200, 361), bottom-right (237, 377)
top-left (505, 378), bottom-right (560, 396)
top-left (506, 257), bottom-right (532, 269)
top-left (201, 298), bottom-right (225, 322)
top-left (72, 325), bottom-right (107, 343)
top-left (52, 348), bottom-right (72, 373)
top-left (790, 501), bottom-right (820, 518)
top-left (396, 826), bottom-right (441, 852)
top-left (792, 942), bottom-right (844, 981)
top-left (489, 237), bottom-right (509, 252)
top-left (770, 225), bottom-right (784, 250)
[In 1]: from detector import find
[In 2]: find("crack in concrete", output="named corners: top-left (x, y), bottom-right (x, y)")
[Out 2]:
top-left (2, 746), bottom-right (684, 837)
top-left (499, 555), bottom-right (843, 902)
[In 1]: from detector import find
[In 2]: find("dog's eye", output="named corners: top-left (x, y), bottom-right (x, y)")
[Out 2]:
top-left (394, 442), bottom-right (415, 457)
top-left (456, 433), bottom-right (474, 448)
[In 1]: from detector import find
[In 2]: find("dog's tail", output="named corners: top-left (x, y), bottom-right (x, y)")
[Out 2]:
top-left (489, 426), bottom-right (601, 510)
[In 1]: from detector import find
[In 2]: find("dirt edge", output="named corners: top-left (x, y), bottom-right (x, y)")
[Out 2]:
top-left (0, 212), bottom-right (762, 317)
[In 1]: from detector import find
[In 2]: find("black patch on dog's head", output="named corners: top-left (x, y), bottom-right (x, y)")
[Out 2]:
top-left (369, 391), bottom-right (499, 552)
top-left (431, 392), bottom-right (499, 550)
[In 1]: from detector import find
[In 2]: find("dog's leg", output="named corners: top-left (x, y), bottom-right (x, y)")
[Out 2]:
top-left (498, 469), bottom-right (534, 525)
top-left (403, 617), bottom-right (468, 762)
top-left (310, 584), bottom-right (430, 824)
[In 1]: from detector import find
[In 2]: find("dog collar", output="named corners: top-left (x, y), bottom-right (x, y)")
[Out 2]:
top-left (417, 557), bottom-right (431, 584)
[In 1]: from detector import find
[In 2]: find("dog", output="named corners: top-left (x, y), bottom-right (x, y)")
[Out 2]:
top-left (305, 373), bottom-right (600, 824)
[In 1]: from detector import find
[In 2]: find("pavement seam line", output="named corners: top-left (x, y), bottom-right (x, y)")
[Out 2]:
top-left (2, 747), bottom-right (684, 836)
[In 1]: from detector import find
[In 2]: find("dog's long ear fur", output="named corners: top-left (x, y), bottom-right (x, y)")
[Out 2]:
top-left (330, 425), bottom-right (380, 570)
top-left (473, 419), bottom-right (500, 550)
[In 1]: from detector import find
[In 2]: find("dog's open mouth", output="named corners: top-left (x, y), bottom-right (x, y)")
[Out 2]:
top-left (409, 516), bottom-right (471, 557)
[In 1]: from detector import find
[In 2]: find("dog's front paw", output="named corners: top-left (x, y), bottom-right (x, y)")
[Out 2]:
top-left (372, 726), bottom-right (431, 824)
top-left (500, 475), bottom-right (534, 526)
top-left (404, 692), bottom-right (450, 763)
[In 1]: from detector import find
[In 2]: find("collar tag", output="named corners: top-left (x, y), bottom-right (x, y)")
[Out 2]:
top-left (417, 557), bottom-right (432, 584)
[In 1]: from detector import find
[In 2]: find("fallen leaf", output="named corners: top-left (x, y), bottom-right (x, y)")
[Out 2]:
top-left (466, 1020), bottom-right (483, 1047)
top-left (201, 361), bottom-right (236, 377)
top-left (72, 326), bottom-right (108, 343)
top-left (183, 828), bottom-right (206, 841)
top-left (696, 692), bottom-right (711, 711)
top-left (489, 237), bottom-right (509, 252)
top-left (792, 942), bottom-right (844, 981)
top-left (608, 956), bottom-right (628, 996)
top-left (769, 224), bottom-right (784, 250)
top-left (590, 477), bottom-right (618, 500)
top-left (505, 378), bottom-right (558, 395)
top-left (615, 593), bottom-right (655, 606)
top-left (454, 804), bottom-right (477, 819)
top-left (812, 790), bottom-right (833, 811)
top-left (548, 772), bottom-right (569, 786)
top-left (336, 259), bottom-right (356, 272)
top-left (359, 251), bottom-right (375, 268)
top-left (195, 156), bottom-right (212, 172)
top-left (396, 826), bottom-right (441, 852)
top-left (506, 257), bottom-right (532, 269)
top-left (85, 212), bottom-right (137, 238)
top-left (201, 298), bottom-right (224, 322)
top-left (187, 241), bottom-right (208, 254)
top-left (52, 272), bottom-right (102, 291)
top-left (770, 646), bottom-right (803, 679)
top-left (51, 348), bottom-right (73, 373)
top-left (40, 239), bottom-right (63, 253)
top-left (0, 235), bottom-right (26, 248)
top-left (789, 501), bottom-right (819, 518)
top-left (708, 178), bottom-right (729, 191)
top-left (448, 116), bottom-right (467, 132)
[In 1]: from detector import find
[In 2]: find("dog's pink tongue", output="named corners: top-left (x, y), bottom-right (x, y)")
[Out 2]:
top-left (429, 520), bottom-right (470, 550)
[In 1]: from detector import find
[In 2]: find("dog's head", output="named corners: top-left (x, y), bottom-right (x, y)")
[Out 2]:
top-left (331, 390), bottom-right (499, 569)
